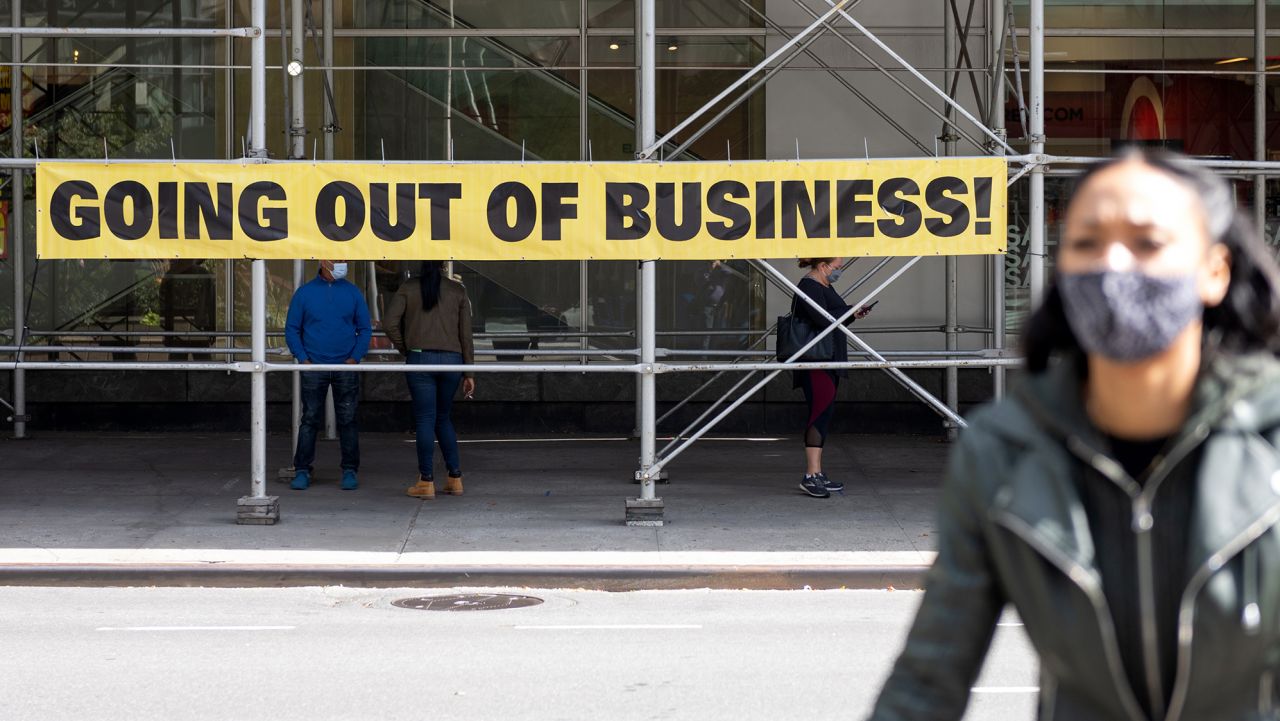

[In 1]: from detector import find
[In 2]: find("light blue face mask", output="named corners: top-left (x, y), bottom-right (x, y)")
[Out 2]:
top-left (827, 266), bottom-right (843, 284)
top-left (330, 262), bottom-right (349, 280)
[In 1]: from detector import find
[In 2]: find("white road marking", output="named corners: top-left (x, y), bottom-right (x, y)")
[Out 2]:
top-left (997, 622), bottom-right (1024, 627)
top-left (971, 687), bottom-right (1039, 694)
top-left (513, 624), bottom-right (703, 630)
top-left (96, 625), bottom-right (296, 632)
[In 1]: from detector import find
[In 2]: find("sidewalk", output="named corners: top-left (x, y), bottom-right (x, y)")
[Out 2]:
top-left (0, 432), bottom-right (948, 589)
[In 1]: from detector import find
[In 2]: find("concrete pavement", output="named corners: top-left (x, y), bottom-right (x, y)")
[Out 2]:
top-left (0, 432), bottom-right (949, 588)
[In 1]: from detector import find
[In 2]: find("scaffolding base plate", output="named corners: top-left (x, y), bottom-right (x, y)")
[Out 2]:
top-left (237, 495), bottom-right (280, 525)
top-left (625, 497), bottom-right (664, 526)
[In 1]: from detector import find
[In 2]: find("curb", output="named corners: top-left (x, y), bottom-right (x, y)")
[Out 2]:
top-left (0, 564), bottom-right (929, 591)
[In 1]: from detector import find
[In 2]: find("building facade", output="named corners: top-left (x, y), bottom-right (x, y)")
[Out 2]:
top-left (2, 0), bottom-right (1277, 435)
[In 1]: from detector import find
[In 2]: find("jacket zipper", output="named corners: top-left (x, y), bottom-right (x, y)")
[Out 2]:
top-left (1066, 423), bottom-right (1212, 721)
top-left (993, 510), bottom-right (1148, 721)
top-left (1165, 498), bottom-right (1280, 721)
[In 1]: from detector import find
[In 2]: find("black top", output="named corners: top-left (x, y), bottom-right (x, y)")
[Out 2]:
top-left (792, 276), bottom-right (852, 388)
top-left (1075, 433), bottom-right (1195, 719)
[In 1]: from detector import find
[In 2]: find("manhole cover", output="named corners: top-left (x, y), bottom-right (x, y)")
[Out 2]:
top-left (392, 593), bottom-right (544, 611)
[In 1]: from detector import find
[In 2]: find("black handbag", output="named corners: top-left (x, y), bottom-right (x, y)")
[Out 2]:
top-left (776, 294), bottom-right (834, 362)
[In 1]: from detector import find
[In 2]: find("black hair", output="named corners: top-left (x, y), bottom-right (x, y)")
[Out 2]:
top-left (418, 261), bottom-right (445, 312)
top-left (1023, 148), bottom-right (1280, 373)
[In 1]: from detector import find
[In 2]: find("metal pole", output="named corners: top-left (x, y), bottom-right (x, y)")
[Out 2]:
top-left (241, 0), bottom-right (277, 523)
top-left (445, 0), bottom-right (453, 159)
top-left (943, 0), bottom-right (959, 439)
top-left (290, 0), bottom-right (306, 465)
top-left (9, 0), bottom-right (24, 439)
top-left (631, 0), bottom-right (644, 439)
top-left (0, 26), bottom-right (258, 37)
top-left (1028, 0), bottom-right (1046, 307)
top-left (579, 0), bottom-right (590, 366)
top-left (991, 0), bottom-right (1008, 400)
top-left (323, 0), bottom-right (334, 161)
top-left (627, 0), bottom-right (662, 525)
top-left (1256, 0), bottom-right (1267, 234)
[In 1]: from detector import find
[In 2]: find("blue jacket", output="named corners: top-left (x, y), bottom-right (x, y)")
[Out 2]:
top-left (284, 273), bottom-right (372, 364)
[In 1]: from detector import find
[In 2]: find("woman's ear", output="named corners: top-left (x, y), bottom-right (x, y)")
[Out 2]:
top-left (1200, 243), bottom-right (1232, 308)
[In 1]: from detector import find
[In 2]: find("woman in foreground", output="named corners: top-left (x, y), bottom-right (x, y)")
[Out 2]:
top-left (870, 150), bottom-right (1280, 721)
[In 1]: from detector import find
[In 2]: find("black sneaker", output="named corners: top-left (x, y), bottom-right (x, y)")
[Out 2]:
top-left (800, 475), bottom-right (831, 498)
top-left (817, 472), bottom-right (844, 492)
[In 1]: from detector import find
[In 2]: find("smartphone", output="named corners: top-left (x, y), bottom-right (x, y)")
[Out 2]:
top-left (865, 300), bottom-right (880, 310)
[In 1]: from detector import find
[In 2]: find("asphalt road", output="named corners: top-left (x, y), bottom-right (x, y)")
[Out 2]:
top-left (2, 587), bottom-right (1037, 720)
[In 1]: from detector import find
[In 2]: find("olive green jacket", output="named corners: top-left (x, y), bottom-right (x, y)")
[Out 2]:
top-left (870, 353), bottom-right (1280, 721)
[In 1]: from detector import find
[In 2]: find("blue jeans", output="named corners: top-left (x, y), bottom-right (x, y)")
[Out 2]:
top-left (293, 369), bottom-right (360, 473)
top-left (406, 350), bottom-right (464, 478)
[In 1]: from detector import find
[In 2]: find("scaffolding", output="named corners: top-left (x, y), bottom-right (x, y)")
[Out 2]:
top-left (4, 0), bottom-right (1278, 525)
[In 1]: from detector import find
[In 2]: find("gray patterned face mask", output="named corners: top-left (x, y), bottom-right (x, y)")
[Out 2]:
top-left (1058, 270), bottom-right (1203, 362)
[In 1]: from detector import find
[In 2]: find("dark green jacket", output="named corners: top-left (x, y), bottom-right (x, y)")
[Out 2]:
top-left (870, 353), bottom-right (1280, 721)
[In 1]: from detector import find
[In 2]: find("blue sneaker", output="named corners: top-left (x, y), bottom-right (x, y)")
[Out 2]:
top-left (817, 472), bottom-right (844, 493)
top-left (799, 474), bottom-right (830, 498)
top-left (290, 469), bottom-right (311, 491)
top-left (341, 469), bottom-right (359, 491)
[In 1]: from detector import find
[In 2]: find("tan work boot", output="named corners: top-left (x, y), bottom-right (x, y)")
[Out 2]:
top-left (407, 476), bottom-right (436, 499)
top-left (442, 474), bottom-right (464, 496)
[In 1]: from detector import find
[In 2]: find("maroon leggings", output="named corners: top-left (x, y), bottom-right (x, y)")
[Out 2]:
top-left (801, 370), bottom-right (838, 448)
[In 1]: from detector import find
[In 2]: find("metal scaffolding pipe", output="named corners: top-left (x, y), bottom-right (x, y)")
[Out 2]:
top-left (635, 0), bottom-right (658, 498)
top-left (0, 26), bottom-right (259, 37)
top-left (7, 153), bottom-right (1280, 171)
top-left (660, 358), bottom-right (1022, 372)
top-left (0, 345), bottom-right (263, 355)
top-left (10, 0), bottom-right (23, 440)
top-left (991, 0), bottom-right (1008, 401)
top-left (1028, 0), bottom-right (1046, 307)
top-left (943, 0), bottom-right (960, 439)
top-left (249, 0), bottom-right (269, 505)
top-left (1257, 0), bottom-right (1268, 235)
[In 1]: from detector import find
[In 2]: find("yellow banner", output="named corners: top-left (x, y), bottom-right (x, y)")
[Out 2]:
top-left (36, 158), bottom-right (1006, 260)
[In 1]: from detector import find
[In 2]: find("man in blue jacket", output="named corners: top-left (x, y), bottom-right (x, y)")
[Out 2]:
top-left (284, 259), bottom-right (373, 491)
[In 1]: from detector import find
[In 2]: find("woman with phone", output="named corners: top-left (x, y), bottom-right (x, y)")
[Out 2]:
top-left (384, 261), bottom-right (476, 500)
top-left (793, 258), bottom-right (875, 498)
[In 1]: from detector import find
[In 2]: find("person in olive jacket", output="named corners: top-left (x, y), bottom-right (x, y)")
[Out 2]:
top-left (870, 150), bottom-right (1280, 721)
top-left (384, 261), bottom-right (475, 500)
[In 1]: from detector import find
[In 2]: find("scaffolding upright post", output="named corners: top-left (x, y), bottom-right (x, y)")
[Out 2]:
top-left (627, 0), bottom-right (663, 525)
top-left (990, 0), bottom-right (1007, 400)
top-left (1256, 0), bottom-right (1267, 234)
top-left (289, 0), bottom-right (306, 469)
top-left (943, 0), bottom-right (959, 440)
top-left (9, 0), bottom-right (24, 440)
top-left (239, 0), bottom-right (279, 524)
top-left (1028, 0), bottom-right (1046, 307)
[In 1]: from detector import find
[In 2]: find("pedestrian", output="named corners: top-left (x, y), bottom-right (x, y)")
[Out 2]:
top-left (869, 149), bottom-right (1280, 721)
top-left (284, 259), bottom-right (372, 491)
top-left (384, 260), bottom-right (476, 500)
top-left (793, 257), bottom-right (873, 498)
